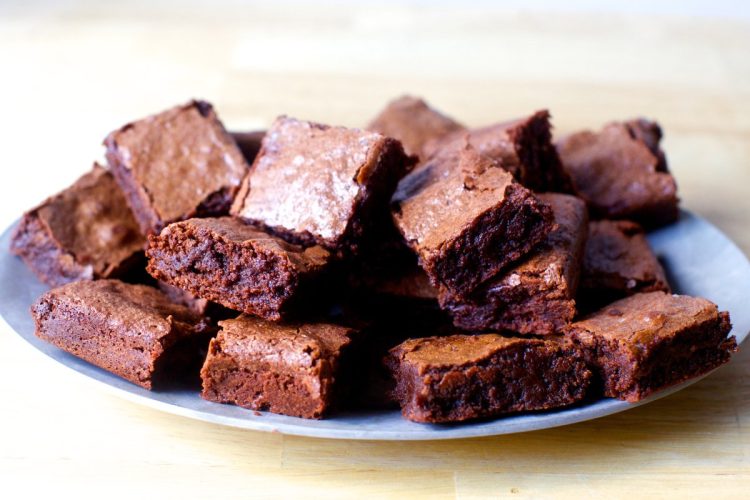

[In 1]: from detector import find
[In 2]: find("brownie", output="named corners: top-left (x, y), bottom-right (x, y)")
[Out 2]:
top-left (230, 116), bottom-right (415, 256)
top-left (146, 217), bottom-right (330, 321)
top-left (200, 315), bottom-right (359, 419)
top-left (366, 95), bottom-right (465, 158)
top-left (31, 280), bottom-right (212, 389)
top-left (568, 292), bottom-right (736, 402)
top-left (385, 334), bottom-right (592, 423)
top-left (425, 110), bottom-right (571, 192)
top-left (439, 193), bottom-right (588, 335)
top-left (105, 100), bottom-right (250, 234)
top-left (555, 119), bottom-right (679, 227)
top-left (393, 143), bottom-right (554, 298)
top-left (579, 220), bottom-right (670, 309)
top-left (230, 130), bottom-right (265, 164)
top-left (10, 164), bottom-right (145, 287)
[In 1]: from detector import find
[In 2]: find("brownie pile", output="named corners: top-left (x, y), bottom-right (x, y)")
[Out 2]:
top-left (13, 97), bottom-right (737, 423)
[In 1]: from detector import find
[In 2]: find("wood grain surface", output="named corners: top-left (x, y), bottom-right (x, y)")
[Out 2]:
top-left (0, 2), bottom-right (748, 498)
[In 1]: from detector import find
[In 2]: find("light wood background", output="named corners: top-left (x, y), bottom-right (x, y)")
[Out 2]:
top-left (1, 1), bottom-right (749, 498)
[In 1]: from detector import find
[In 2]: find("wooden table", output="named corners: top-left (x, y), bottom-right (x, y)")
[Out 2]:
top-left (1, 2), bottom-right (748, 498)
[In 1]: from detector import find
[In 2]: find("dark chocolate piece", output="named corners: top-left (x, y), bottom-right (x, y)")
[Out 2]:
top-left (556, 119), bottom-right (679, 227)
top-left (31, 280), bottom-right (212, 389)
top-left (105, 100), bottom-right (250, 234)
top-left (200, 315), bottom-right (358, 419)
top-left (146, 217), bottom-right (330, 321)
top-left (568, 292), bottom-right (735, 402)
top-left (10, 164), bottom-right (145, 286)
top-left (230, 116), bottom-right (415, 256)
top-left (393, 143), bottom-right (554, 298)
top-left (439, 193), bottom-right (588, 335)
top-left (386, 334), bottom-right (591, 423)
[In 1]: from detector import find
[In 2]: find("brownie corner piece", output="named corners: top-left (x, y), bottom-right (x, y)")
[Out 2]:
top-left (556, 118), bottom-right (679, 227)
top-left (104, 99), bottom-right (250, 234)
top-left (146, 217), bottom-right (331, 321)
top-left (230, 116), bottom-right (416, 255)
top-left (31, 280), bottom-right (212, 390)
top-left (200, 315), bottom-right (360, 419)
top-left (440, 192), bottom-right (588, 335)
top-left (394, 144), bottom-right (554, 297)
top-left (385, 334), bottom-right (591, 423)
top-left (10, 164), bottom-right (145, 287)
top-left (568, 291), bottom-right (736, 402)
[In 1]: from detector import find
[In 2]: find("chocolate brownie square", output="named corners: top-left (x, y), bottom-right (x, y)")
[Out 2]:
top-left (393, 143), bottom-right (554, 298)
top-left (579, 219), bottom-right (670, 309)
top-left (367, 95), bottom-right (464, 158)
top-left (555, 119), bottom-right (679, 227)
top-left (568, 292), bottom-right (736, 402)
top-left (105, 100), bottom-right (250, 234)
top-left (386, 334), bottom-right (591, 423)
top-left (439, 193), bottom-right (588, 335)
top-left (146, 217), bottom-right (330, 321)
top-left (11, 164), bottom-right (145, 287)
top-left (230, 116), bottom-right (415, 256)
top-left (425, 110), bottom-right (571, 192)
top-left (31, 280), bottom-right (213, 389)
top-left (200, 315), bottom-right (359, 419)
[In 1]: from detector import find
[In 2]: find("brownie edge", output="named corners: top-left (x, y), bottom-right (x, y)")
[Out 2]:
top-left (146, 217), bottom-right (330, 321)
top-left (200, 315), bottom-right (359, 419)
top-left (31, 280), bottom-right (212, 390)
top-left (386, 334), bottom-right (591, 423)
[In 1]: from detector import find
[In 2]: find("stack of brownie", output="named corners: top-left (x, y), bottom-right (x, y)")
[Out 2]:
top-left (13, 96), bottom-right (737, 424)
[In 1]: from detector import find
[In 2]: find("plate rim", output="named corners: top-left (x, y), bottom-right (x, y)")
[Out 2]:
top-left (1, 210), bottom-right (747, 441)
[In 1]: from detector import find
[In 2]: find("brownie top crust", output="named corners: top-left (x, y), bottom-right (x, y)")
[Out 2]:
top-left (390, 334), bottom-right (546, 370)
top-left (216, 315), bottom-right (356, 371)
top-left (367, 95), bottom-right (465, 158)
top-left (571, 292), bottom-right (726, 346)
top-left (35, 280), bottom-right (206, 346)
top-left (231, 116), bottom-right (413, 252)
top-left (395, 144), bottom-right (518, 252)
top-left (11, 164), bottom-right (145, 283)
top-left (105, 100), bottom-right (249, 232)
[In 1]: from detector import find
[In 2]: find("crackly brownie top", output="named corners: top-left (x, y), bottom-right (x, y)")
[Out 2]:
top-left (367, 95), bottom-right (464, 158)
top-left (231, 116), bottom-right (410, 247)
top-left (157, 217), bottom-right (330, 271)
top-left (105, 100), bottom-right (248, 225)
top-left (390, 334), bottom-right (544, 371)
top-left (394, 144), bottom-right (520, 253)
top-left (555, 120), bottom-right (676, 216)
top-left (29, 164), bottom-right (145, 274)
top-left (583, 219), bottom-right (669, 292)
top-left (571, 292), bottom-right (723, 345)
top-left (216, 314), bottom-right (355, 371)
top-left (484, 193), bottom-right (587, 294)
top-left (35, 280), bottom-right (206, 344)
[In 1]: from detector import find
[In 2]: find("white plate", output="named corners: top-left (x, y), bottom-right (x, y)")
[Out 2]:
top-left (1, 211), bottom-right (748, 440)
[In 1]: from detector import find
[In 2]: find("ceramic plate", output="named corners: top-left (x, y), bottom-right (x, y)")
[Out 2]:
top-left (1, 211), bottom-right (748, 440)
